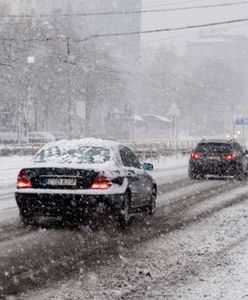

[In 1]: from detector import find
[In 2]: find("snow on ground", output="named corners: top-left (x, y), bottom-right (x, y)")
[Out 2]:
top-left (0, 156), bottom-right (32, 213)
top-left (173, 237), bottom-right (248, 300)
top-left (23, 195), bottom-right (248, 300)
top-left (0, 155), bottom-right (33, 188)
top-left (3, 153), bottom-right (248, 299)
top-left (0, 154), bottom-right (189, 215)
top-left (146, 154), bottom-right (188, 185)
top-left (150, 154), bottom-right (188, 170)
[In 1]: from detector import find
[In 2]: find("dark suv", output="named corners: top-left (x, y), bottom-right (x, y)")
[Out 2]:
top-left (189, 139), bottom-right (248, 179)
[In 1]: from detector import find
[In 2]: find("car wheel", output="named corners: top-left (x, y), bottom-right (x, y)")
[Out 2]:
top-left (148, 187), bottom-right (156, 216)
top-left (197, 173), bottom-right (205, 180)
top-left (20, 211), bottom-right (37, 227)
top-left (189, 170), bottom-right (204, 180)
top-left (235, 169), bottom-right (246, 181)
top-left (118, 192), bottom-right (131, 228)
top-left (189, 169), bottom-right (197, 179)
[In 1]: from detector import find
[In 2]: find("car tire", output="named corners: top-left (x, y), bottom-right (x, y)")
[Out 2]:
top-left (117, 192), bottom-right (131, 228)
top-left (20, 211), bottom-right (37, 227)
top-left (189, 170), bottom-right (204, 180)
top-left (148, 187), bottom-right (156, 216)
top-left (189, 169), bottom-right (197, 179)
top-left (197, 173), bottom-right (205, 179)
top-left (235, 169), bottom-right (246, 181)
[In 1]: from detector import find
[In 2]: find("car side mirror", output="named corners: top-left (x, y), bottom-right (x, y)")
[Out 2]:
top-left (143, 163), bottom-right (153, 171)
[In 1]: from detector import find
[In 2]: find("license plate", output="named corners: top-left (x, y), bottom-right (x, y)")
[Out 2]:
top-left (208, 156), bottom-right (220, 160)
top-left (47, 178), bottom-right (77, 186)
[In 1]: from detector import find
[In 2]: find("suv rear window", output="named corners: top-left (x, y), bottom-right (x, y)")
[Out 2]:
top-left (195, 143), bottom-right (232, 154)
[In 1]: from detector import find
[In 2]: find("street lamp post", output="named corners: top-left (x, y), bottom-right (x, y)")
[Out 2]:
top-left (18, 56), bottom-right (35, 144)
top-left (25, 56), bottom-right (35, 137)
top-left (167, 103), bottom-right (181, 146)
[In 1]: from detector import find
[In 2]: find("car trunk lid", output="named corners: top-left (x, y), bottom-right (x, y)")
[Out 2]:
top-left (20, 167), bottom-right (99, 190)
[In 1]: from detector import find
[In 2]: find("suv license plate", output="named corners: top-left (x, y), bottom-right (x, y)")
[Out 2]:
top-left (47, 178), bottom-right (77, 186)
top-left (208, 156), bottom-right (220, 161)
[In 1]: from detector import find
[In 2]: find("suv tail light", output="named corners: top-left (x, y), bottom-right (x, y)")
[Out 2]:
top-left (17, 171), bottom-right (33, 189)
top-left (223, 153), bottom-right (237, 160)
top-left (191, 153), bottom-right (203, 159)
top-left (90, 174), bottom-right (112, 190)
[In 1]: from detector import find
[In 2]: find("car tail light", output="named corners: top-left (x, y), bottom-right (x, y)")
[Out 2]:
top-left (17, 171), bottom-right (33, 189)
top-left (223, 153), bottom-right (237, 160)
top-left (191, 153), bottom-right (203, 159)
top-left (90, 174), bottom-right (112, 190)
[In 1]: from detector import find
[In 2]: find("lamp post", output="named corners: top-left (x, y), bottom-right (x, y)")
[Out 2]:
top-left (25, 56), bottom-right (35, 136)
top-left (167, 103), bottom-right (181, 147)
top-left (17, 21), bottom-right (54, 144)
top-left (18, 56), bottom-right (35, 144)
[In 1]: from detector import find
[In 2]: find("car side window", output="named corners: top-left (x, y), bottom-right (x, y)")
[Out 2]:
top-left (120, 146), bottom-right (141, 169)
top-left (120, 147), bottom-right (131, 167)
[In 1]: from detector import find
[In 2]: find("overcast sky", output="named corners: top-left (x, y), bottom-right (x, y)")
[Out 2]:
top-left (141, 0), bottom-right (248, 49)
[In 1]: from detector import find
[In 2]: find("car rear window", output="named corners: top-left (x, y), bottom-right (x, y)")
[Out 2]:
top-left (34, 146), bottom-right (111, 164)
top-left (195, 143), bottom-right (232, 154)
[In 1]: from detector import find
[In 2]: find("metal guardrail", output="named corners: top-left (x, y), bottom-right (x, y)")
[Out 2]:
top-left (127, 140), bottom-right (198, 158)
top-left (0, 140), bottom-right (199, 157)
top-left (0, 143), bottom-right (42, 156)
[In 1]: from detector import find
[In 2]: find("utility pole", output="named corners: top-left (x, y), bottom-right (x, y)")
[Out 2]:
top-left (66, 37), bottom-right (73, 139)
top-left (18, 56), bottom-right (35, 144)
top-left (167, 103), bottom-right (181, 146)
top-left (66, 37), bottom-right (71, 56)
top-left (84, 84), bottom-right (91, 137)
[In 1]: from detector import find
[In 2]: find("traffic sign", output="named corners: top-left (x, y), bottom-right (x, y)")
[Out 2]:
top-left (233, 118), bottom-right (248, 125)
top-left (167, 103), bottom-right (180, 118)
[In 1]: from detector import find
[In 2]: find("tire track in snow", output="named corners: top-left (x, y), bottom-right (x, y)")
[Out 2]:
top-left (0, 177), bottom-right (222, 242)
top-left (1, 178), bottom-right (248, 297)
top-left (0, 177), bottom-right (243, 245)
top-left (102, 200), bottom-right (248, 300)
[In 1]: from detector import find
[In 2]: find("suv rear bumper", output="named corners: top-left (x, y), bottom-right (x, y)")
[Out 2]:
top-left (189, 160), bottom-right (242, 176)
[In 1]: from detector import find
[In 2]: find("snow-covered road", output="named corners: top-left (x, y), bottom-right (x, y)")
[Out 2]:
top-left (23, 182), bottom-right (248, 300)
top-left (2, 154), bottom-right (248, 299)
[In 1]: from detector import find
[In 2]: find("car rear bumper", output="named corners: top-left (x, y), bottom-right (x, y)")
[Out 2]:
top-left (189, 160), bottom-right (241, 176)
top-left (15, 192), bottom-right (125, 217)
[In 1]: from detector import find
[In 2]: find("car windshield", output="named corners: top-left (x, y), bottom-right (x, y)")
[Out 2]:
top-left (33, 146), bottom-right (111, 164)
top-left (195, 143), bottom-right (232, 154)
